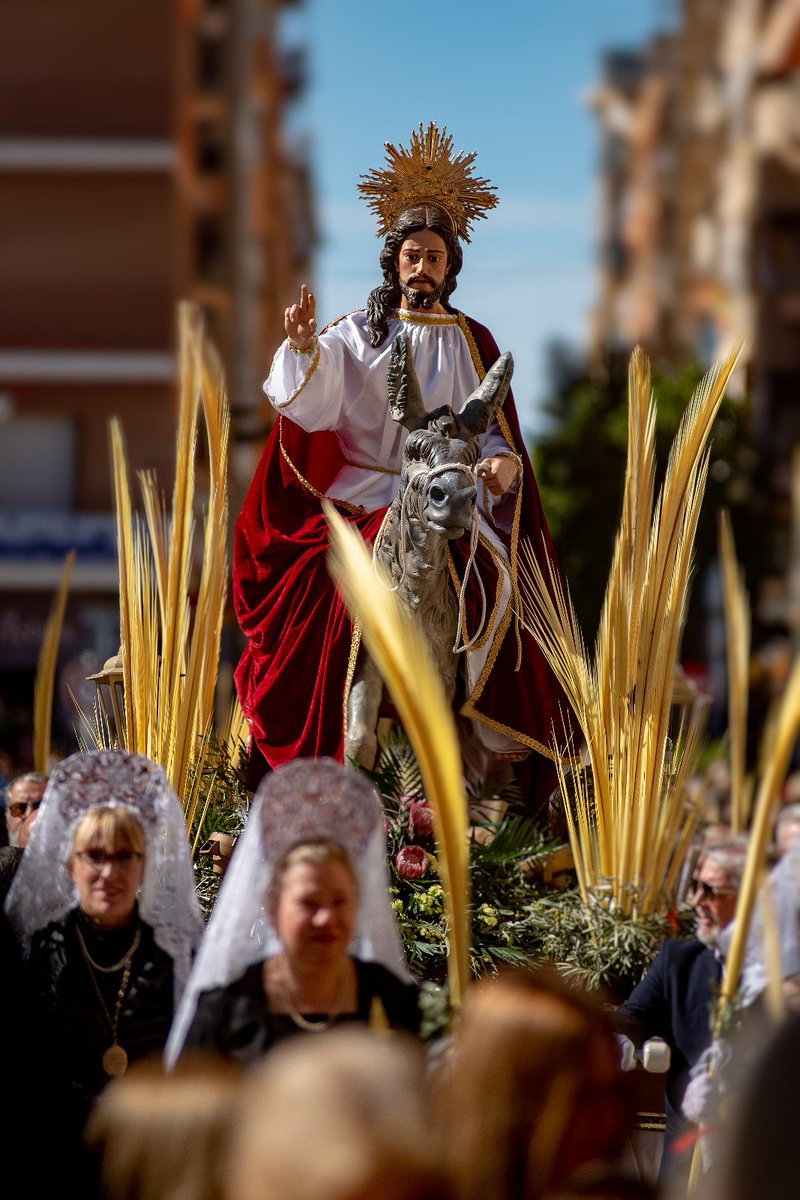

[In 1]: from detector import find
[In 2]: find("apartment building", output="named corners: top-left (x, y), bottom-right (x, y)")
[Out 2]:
top-left (588, 0), bottom-right (800, 637)
top-left (0, 0), bottom-right (312, 764)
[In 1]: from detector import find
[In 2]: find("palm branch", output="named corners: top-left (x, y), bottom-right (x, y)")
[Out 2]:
top-left (518, 340), bottom-right (743, 918)
top-left (33, 549), bottom-right (75, 771)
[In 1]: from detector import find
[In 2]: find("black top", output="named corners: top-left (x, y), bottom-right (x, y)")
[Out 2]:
top-left (24, 907), bottom-right (174, 1120)
top-left (183, 957), bottom-right (421, 1065)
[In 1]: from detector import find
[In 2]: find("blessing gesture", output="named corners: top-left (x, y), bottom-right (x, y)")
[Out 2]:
top-left (285, 283), bottom-right (317, 350)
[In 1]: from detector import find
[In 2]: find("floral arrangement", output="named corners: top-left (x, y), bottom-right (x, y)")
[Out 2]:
top-left (187, 723), bottom-right (693, 1017)
top-left (371, 726), bottom-right (693, 1007)
top-left (374, 727), bottom-right (552, 980)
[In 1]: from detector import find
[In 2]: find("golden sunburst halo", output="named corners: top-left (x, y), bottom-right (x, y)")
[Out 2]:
top-left (357, 122), bottom-right (498, 243)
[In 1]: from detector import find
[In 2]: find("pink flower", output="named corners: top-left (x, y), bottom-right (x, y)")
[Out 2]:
top-left (395, 845), bottom-right (428, 880)
top-left (409, 800), bottom-right (435, 836)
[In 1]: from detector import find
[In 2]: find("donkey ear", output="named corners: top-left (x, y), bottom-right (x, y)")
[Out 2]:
top-left (458, 352), bottom-right (514, 434)
top-left (387, 333), bottom-right (427, 431)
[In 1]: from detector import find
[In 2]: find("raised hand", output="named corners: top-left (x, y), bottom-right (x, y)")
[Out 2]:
top-left (285, 283), bottom-right (317, 350)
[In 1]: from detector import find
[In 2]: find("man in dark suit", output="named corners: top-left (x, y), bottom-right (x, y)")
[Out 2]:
top-left (615, 836), bottom-right (748, 1181)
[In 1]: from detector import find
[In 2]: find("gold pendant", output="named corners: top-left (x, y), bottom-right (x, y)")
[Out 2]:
top-left (102, 1043), bottom-right (129, 1077)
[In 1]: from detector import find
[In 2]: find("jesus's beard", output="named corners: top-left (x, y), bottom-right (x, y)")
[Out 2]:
top-left (399, 279), bottom-right (445, 310)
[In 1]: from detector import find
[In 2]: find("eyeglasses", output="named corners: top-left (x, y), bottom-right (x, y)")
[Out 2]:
top-left (7, 799), bottom-right (42, 820)
top-left (690, 879), bottom-right (737, 901)
top-left (75, 850), bottom-right (143, 871)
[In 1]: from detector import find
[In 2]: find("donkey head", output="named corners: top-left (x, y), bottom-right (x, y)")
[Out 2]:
top-left (386, 334), bottom-right (514, 539)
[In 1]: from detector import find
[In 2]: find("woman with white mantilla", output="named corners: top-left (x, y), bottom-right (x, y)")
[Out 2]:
top-left (167, 757), bottom-right (420, 1067)
top-left (5, 750), bottom-right (203, 1165)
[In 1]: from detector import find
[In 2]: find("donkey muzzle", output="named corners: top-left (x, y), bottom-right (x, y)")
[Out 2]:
top-left (423, 471), bottom-right (477, 538)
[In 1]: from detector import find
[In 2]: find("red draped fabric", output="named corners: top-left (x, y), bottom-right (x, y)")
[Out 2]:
top-left (457, 319), bottom-right (571, 752)
top-left (232, 417), bottom-right (379, 765)
top-left (232, 312), bottom-right (573, 805)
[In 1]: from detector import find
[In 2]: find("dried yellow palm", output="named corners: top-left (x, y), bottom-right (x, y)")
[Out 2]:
top-left (220, 692), bottom-right (248, 771)
top-left (173, 332), bottom-right (230, 796)
top-left (155, 307), bottom-right (199, 790)
top-left (325, 503), bottom-right (471, 1007)
top-left (71, 687), bottom-right (112, 752)
top-left (519, 340), bottom-right (742, 918)
top-left (719, 510), bottom-right (751, 833)
top-left (718, 654), bottom-right (800, 1016)
top-left (110, 418), bottom-right (136, 748)
top-left (107, 303), bottom-right (230, 812)
top-left (758, 875), bottom-right (786, 1024)
top-left (33, 549), bottom-right (76, 772)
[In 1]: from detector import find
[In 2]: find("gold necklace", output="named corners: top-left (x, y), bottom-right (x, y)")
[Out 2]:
top-left (75, 921), bottom-right (142, 973)
top-left (75, 921), bottom-right (142, 1076)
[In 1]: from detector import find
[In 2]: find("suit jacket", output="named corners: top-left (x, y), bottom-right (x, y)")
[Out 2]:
top-left (614, 938), bottom-right (722, 1154)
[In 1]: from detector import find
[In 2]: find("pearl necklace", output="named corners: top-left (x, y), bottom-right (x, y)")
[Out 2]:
top-left (270, 957), bottom-right (352, 1033)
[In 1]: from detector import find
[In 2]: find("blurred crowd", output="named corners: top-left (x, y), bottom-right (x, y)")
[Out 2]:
top-left (1, 748), bottom-right (799, 1200)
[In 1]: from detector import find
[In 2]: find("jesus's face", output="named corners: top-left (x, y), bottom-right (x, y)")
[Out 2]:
top-left (396, 229), bottom-right (449, 310)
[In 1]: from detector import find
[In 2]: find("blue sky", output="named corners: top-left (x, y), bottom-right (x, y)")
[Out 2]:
top-left (282, 1), bottom-right (671, 438)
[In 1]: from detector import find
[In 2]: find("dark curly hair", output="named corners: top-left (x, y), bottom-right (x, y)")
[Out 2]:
top-left (365, 205), bottom-right (463, 347)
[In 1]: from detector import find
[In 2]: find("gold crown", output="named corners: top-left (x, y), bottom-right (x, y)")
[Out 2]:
top-left (357, 122), bottom-right (498, 244)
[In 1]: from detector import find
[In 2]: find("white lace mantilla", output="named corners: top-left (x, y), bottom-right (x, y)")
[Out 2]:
top-left (5, 749), bottom-right (203, 1005)
top-left (165, 758), bottom-right (412, 1068)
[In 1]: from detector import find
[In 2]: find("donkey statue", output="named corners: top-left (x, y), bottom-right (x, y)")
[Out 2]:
top-left (344, 332), bottom-right (514, 770)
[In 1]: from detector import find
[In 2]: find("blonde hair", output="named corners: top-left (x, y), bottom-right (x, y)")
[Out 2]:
top-left (226, 1026), bottom-right (449, 1200)
top-left (435, 967), bottom-right (633, 1200)
top-left (70, 805), bottom-right (146, 861)
top-left (84, 1054), bottom-right (244, 1200)
top-left (267, 840), bottom-right (356, 913)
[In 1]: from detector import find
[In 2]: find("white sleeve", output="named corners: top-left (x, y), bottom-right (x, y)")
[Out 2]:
top-left (262, 328), bottom-right (349, 432)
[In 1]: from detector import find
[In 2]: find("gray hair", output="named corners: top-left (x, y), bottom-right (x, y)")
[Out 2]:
top-left (8, 772), bottom-right (48, 794)
top-left (703, 834), bottom-right (749, 888)
top-left (4, 771), bottom-right (48, 808)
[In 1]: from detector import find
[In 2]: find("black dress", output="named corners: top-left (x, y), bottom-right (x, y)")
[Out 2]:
top-left (24, 906), bottom-right (174, 1120)
top-left (182, 957), bottom-right (421, 1065)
